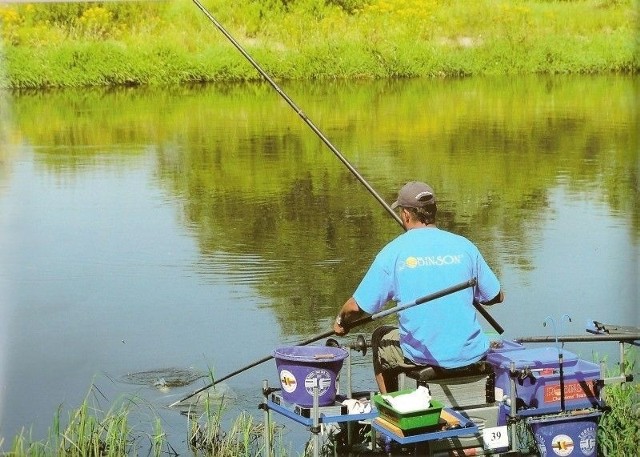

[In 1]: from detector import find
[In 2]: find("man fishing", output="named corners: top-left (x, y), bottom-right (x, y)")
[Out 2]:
top-left (333, 181), bottom-right (504, 393)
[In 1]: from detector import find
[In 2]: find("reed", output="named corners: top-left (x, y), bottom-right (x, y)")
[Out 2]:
top-left (150, 418), bottom-right (168, 457)
top-left (188, 406), bottom-right (267, 457)
top-left (0, 0), bottom-right (637, 88)
top-left (4, 383), bottom-right (288, 457)
top-left (8, 388), bottom-right (134, 457)
top-left (186, 368), bottom-right (275, 456)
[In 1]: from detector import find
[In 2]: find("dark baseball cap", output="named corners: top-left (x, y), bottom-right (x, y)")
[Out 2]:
top-left (391, 181), bottom-right (436, 209)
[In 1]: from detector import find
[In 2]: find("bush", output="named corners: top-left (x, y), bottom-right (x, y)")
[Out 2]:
top-left (599, 382), bottom-right (640, 455)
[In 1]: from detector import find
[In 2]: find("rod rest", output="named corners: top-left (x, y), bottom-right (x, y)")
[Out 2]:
top-left (402, 360), bottom-right (491, 384)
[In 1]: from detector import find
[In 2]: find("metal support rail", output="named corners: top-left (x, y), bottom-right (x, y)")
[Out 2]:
top-left (515, 334), bottom-right (640, 344)
top-left (516, 332), bottom-right (638, 393)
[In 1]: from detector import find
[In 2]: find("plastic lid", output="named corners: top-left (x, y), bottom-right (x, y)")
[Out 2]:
top-left (273, 345), bottom-right (349, 362)
top-left (486, 347), bottom-right (579, 369)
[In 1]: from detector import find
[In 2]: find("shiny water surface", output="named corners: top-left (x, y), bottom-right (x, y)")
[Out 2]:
top-left (0, 75), bottom-right (638, 453)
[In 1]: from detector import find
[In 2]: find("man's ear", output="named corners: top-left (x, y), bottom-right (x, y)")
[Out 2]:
top-left (401, 208), bottom-right (410, 224)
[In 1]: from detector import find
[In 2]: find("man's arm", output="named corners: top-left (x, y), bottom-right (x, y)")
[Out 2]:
top-left (481, 290), bottom-right (504, 306)
top-left (333, 297), bottom-right (365, 336)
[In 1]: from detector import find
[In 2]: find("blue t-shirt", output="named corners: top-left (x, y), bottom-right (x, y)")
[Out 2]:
top-left (353, 227), bottom-right (501, 368)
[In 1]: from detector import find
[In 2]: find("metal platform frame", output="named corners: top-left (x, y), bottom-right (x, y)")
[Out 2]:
top-left (260, 324), bottom-right (638, 456)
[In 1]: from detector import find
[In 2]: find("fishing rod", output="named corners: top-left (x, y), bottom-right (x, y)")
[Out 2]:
top-left (169, 278), bottom-right (476, 407)
top-left (191, 0), bottom-right (504, 334)
top-left (192, 0), bottom-right (402, 227)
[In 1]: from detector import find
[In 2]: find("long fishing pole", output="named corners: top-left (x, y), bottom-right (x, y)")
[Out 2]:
top-left (192, 0), bottom-right (504, 334)
top-left (192, 0), bottom-right (402, 227)
top-left (169, 278), bottom-right (476, 407)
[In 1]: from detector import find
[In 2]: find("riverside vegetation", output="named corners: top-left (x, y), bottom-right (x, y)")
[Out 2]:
top-left (3, 383), bottom-right (287, 457)
top-left (2, 359), bottom-right (639, 455)
top-left (0, 0), bottom-right (638, 88)
top-left (0, 0), bottom-right (638, 455)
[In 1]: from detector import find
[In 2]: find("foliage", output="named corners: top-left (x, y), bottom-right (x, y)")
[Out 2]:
top-left (598, 350), bottom-right (640, 456)
top-left (0, 0), bottom-right (638, 88)
top-left (327, 0), bottom-right (371, 13)
top-left (599, 382), bottom-right (640, 454)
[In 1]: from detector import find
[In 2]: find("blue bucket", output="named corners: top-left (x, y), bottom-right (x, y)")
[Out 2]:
top-left (274, 345), bottom-right (348, 407)
top-left (528, 412), bottom-right (601, 456)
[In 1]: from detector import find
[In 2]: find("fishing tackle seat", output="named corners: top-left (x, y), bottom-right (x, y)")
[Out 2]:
top-left (399, 360), bottom-right (490, 386)
top-left (397, 360), bottom-right (495, 407)
top-left (393, 361), bottom-right (500, 455)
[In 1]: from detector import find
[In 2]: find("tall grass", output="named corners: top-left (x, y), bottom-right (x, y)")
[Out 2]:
top-left (4, 384), bottom-right (287, 457)
top-left (0, 0), bottom-right (637, 88)
top-left (8, 389), bottom-right (132, 457)
top-left (599, 382), bottom-right (640, 455)
top-left (598, 350), bottom-right (640, 456)
top-left (188, 404), bottom-right (267, 456)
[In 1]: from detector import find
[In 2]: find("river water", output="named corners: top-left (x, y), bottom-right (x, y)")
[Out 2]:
top-left (0, 75), bottom-right (638, 454)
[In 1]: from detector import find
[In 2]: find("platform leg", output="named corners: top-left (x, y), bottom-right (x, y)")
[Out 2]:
top-left (346, 348), bottom-right (353, 398)
top-left (312, 385), bottom-right (320, 457)
top-left (508, 361), bottom-right (518, 453)
top-left (369, 390), bottom-right (376, 452)
top-left (346, 350), bottom-right (354, 448)
top-left (262, 380), bottom-right (272, 457)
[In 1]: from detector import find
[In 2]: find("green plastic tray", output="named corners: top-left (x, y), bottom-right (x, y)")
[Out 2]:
top-left (373, 390), bottom-right (443, 431)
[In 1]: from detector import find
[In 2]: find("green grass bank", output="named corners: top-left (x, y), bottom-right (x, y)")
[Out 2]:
top-left (0, 0), bottom-right (638, 89)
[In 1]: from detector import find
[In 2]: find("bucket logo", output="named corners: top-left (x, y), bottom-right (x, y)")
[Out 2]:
top-left (578, 426), bottom-right (597, 455)
top-left (304, 369), bottom-right (332, 397)
top-left (551, 434), bottom-right (574, 456)
top-left (279, 370), bottom-right (297, 393)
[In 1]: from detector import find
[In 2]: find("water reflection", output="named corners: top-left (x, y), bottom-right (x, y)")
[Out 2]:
top-left (0, 75), bottom-right (637, 451)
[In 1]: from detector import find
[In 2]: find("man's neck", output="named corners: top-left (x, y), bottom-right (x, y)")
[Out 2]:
top-left (406, 222), bottom-right (436, 230)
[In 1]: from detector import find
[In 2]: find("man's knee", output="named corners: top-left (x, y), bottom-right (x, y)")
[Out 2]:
top-left (371, 325), bottom-right (400, 374)
top-left (371, 325), bottom-right (396, 352)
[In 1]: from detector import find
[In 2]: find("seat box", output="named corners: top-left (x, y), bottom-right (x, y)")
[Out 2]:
top-left (486, 347), bottom-right (600, 410)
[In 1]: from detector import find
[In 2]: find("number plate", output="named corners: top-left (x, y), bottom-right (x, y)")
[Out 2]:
top-left (483, 426), bottom-right (509, 450)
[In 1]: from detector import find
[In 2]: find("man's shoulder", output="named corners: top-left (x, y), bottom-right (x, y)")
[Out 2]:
top-left (414, 228), bottom-right (472, 243)
top-left (383, 228), bottom-right (477, 252)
